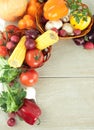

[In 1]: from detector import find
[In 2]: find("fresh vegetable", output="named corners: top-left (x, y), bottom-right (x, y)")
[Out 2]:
top-left (6, 41), bottom-right (15, 50)
top-left (73, 29), bottom-right (81, 36)
top-left (45, 20), bottom-right (63, 30)
top-left (0, 46), bottom-right (8, 57)
top-left (17, 98), bottom-right (41, 125)
top-left (0, 82), bottom-right (26, 113)
top-left (62, 14), bottom-right (70, 23)
top-left (5, 25), bottom-right (20, 33)
top-left (73, 37), bottom-right (85, 46)
top-left (10, 35), bottom-right (20, 43)
top-left (59, 29), bottom-right (67, 37)
top-left (43, 0), bottom-right (69, 20)
top-left (20, 70), bottom-right (38, 87)
top-left (0, 0), bottom-right (28, 21)
top-left (67, 0), bottom-right (91, 23)
top-left (25, 28), bottom-right (40, 40)
top-left (3, 25), bottom-right (20, 40)
top-left (26, 0), bottom-right (41, 19)
top-left (36, 30), bottom-right (59, 50)
top-left (70, 14), bottom-right (91, 30)
top-left (62, 23), bottom-right (74, 35)
top-left (25, 49), bottom-right (44, 68)
top-left (8, 36), bottom-right (26, 68)
top-left (0, 57), bottom-right (20, 83)
top-left (25, 38), bottom-right (36, 50)
top-left (7, 118), bottom-right (16, 127)
top-left (73, 21), bottom-right (94, 48)
top-left (83, 42), bottom-right (94, 49)
top-left (25, 87), bottom-right (36, 100)
top-left (18, 15), bottom-right (36, 29)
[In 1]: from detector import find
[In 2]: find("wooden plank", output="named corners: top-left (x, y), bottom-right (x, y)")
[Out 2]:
top-left (37, 39), bottom-right (94, 77)
top-left (1, 78), bottom-right (94, 130)
top-left (35, 78), bottom-right (94, 129)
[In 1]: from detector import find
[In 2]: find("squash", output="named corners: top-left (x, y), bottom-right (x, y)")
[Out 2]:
top-left (0, 0), bottom-right (28, 22)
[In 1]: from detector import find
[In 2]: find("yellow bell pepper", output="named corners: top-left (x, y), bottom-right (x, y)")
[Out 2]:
top-left (70, 15), bottom-right (91, 31)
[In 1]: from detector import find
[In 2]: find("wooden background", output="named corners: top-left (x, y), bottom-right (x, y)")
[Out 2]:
top-left (1, 39), bottom-right (94, 130)
top-left (0, 0), bottom-right (94, 129)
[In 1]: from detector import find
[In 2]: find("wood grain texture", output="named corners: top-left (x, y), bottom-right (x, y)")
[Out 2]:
top-left (1, 78), bottom-right (94, 130)
top-left (37, 39), bottom-right (94, 77)
top-left (0, 0), bottom-right (94, 129)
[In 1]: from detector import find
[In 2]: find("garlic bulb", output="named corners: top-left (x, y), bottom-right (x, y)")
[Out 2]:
top-left (45, 20), bottom-right (63, 30)
top-left (62, 23), bottom-right (74, 35)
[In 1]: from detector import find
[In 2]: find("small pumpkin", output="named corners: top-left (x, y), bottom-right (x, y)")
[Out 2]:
top-left (0, 0), bottom-right (28, 22)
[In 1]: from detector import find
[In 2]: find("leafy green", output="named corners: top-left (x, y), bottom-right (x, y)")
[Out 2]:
top-left (0, 57), bottom-right (21, 83)
top-left (67, 0), bottom-right (92, 23)
top-left (0, 82), bottom-right (26, 113)
top-left (0, 57), bottom-right (26, 113)
top-left (0, 65), bottom-right (21, 83)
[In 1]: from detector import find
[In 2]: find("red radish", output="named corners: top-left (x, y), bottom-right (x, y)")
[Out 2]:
top-left (73, 29), bottom-right (81, 35)
top-left (59, 29), bottom-right (67, 37)
top-left (6, 41), bottom-right (15, 50)
top-left (83, 42), bottom-right (94, 49)
top-left (11, 35), bottom-right (20, 43)
top-left (7, 118), bottom-right (16, 127)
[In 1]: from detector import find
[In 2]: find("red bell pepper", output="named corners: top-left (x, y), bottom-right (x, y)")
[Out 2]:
top-left (16, 99), bottom-right (41, 125)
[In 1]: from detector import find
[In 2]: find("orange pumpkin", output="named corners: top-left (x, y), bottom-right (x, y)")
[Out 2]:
top-left (0, 0), bottom-right (28, 22)
top-left (43, 0), bottom-right (69, 21)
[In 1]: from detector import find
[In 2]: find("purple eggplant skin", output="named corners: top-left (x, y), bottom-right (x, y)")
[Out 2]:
top-left (73, 37), bottom-right (85, 46)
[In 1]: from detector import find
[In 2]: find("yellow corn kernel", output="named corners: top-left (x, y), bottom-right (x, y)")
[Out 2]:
top-left (8, 36), bottom-right (26, 68)
top-left (35, 30), bottom-right (59, 50)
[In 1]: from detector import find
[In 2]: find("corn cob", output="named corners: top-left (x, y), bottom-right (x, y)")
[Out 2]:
top-left (35, 30), bottom-right (59, 50)
top-left (8, 36), bottom-right (26, 68)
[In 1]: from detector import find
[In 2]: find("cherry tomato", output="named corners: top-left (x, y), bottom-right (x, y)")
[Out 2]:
top-left (20, 70), bottom-right (38, 87)
top-left (25, 49), bottom-right (44, 68)
top-left (0, 46), bottom-right (8, 57)
top-left (5, 25), bottom-right (20, 33)
top-left (0, 39), bottom-right (4, 45)
top-left (3, 25), bottom-right (20, 40)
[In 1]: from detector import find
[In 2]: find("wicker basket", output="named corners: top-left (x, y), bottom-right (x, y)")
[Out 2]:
top-left (36, 4), bottom-right (94, 39)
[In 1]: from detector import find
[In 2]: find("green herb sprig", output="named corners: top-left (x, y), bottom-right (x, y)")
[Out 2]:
top-left (0, 57), bottom-right (26, 113)
top-left (0, 82), bottom-right (26, 113)
top-left (66, 0), bottom-right (92, 23)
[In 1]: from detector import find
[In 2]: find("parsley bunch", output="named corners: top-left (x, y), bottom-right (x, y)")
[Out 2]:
top-left (0, 57), bottom-right (26, 113)
top-left (66, 0), bottom-right (92, 23)
top-left (0, 82), bottom-right (26, 113)
top-left (0, 57), bottom-right (21, 83)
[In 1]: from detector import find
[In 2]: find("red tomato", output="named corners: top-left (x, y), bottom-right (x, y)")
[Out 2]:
top-left (20, 70), bottom-right (38, 87)
top-left (0, 39), bottom-right (4, 45)
top-left (5, 25), bottom-right (20, 33)
top-left (3, 25), bottom-right (20, 40)
top-left (25, 49), bottom-right (44, 68)
top-left (0, 46), bottom-right (8, 57)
